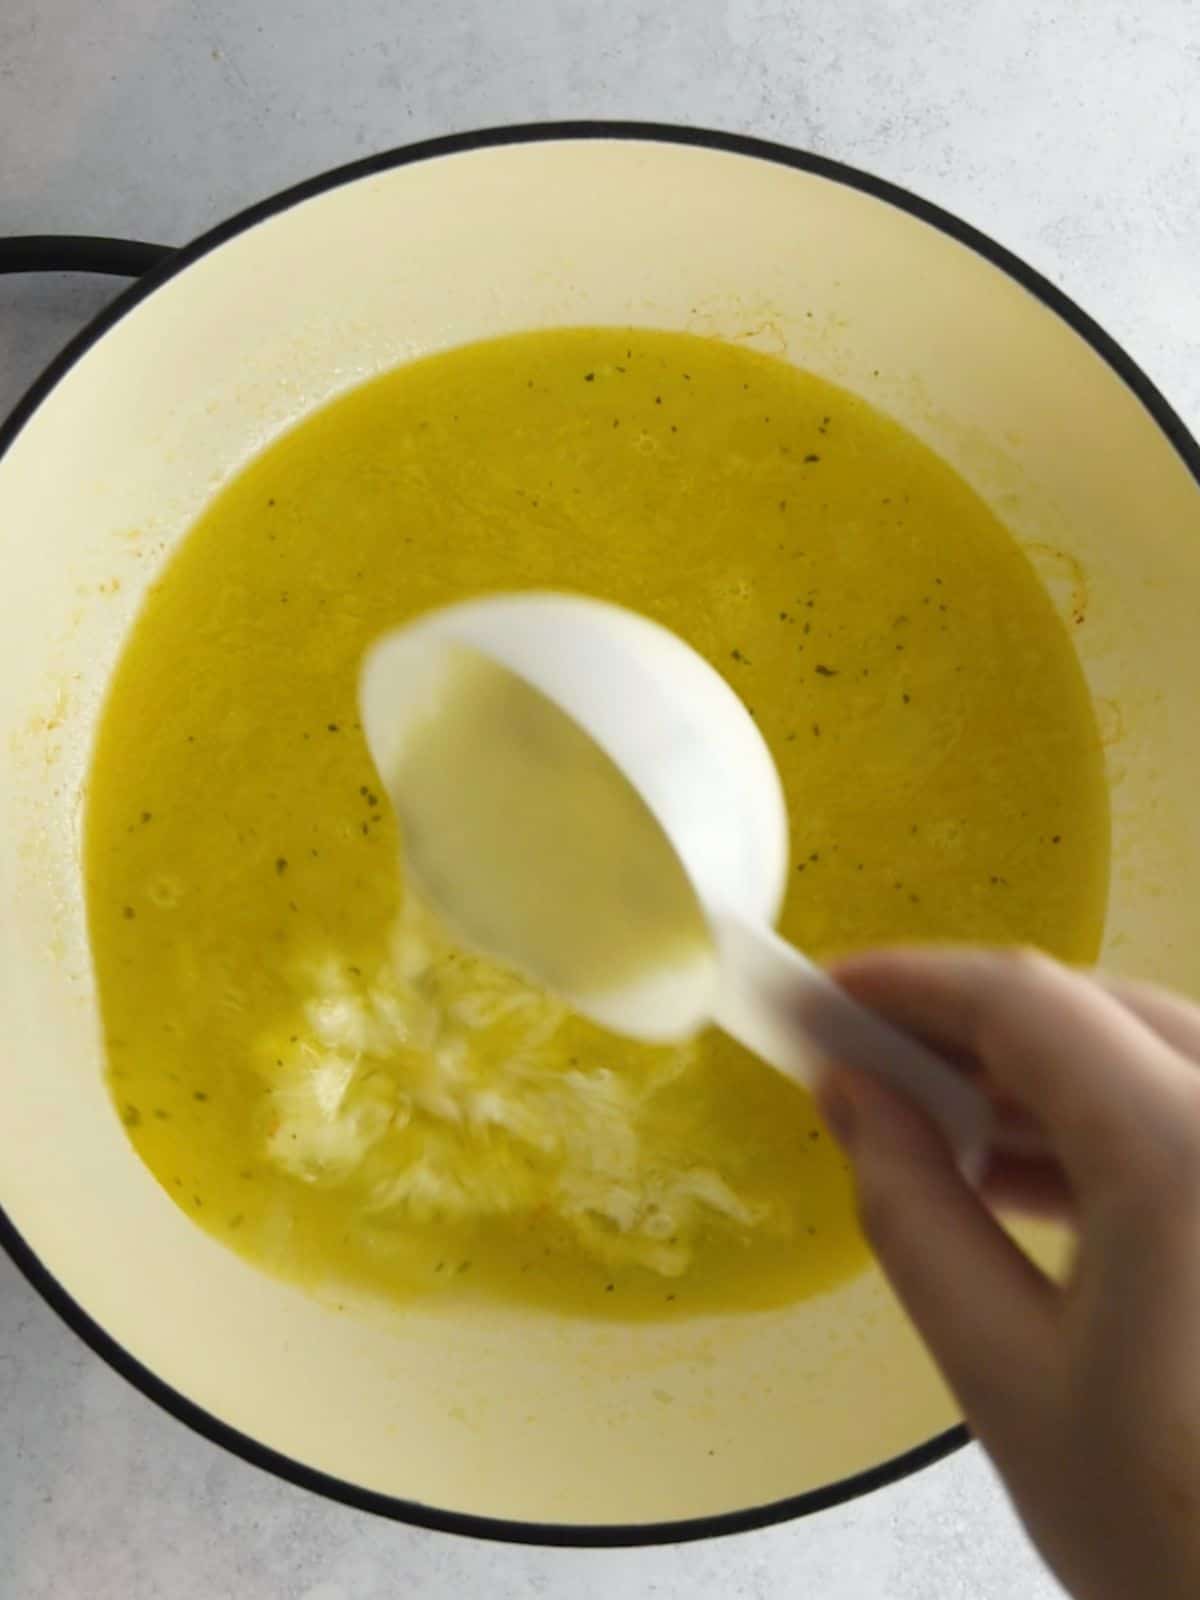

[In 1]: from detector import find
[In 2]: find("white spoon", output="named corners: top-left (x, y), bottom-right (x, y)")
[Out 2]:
top-left (360, 591), bottom-right (994, 1169)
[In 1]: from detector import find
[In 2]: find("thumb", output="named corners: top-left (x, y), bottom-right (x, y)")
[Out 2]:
top-left (817, 1064), bottom-right (1058, 1437)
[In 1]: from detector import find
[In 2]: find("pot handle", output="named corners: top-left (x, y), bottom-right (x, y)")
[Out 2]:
top-left (0, 236), bottom-right (173, 278)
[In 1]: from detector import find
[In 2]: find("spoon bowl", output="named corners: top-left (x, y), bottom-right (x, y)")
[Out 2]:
top-left (361, 591), bottom-right (993, 1164)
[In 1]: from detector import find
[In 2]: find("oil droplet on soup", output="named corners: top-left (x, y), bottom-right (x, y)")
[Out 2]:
top-left (86, 328), bottom-right (1109, 1320)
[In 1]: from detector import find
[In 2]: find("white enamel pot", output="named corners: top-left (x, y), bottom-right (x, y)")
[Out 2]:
top-left (1, 124), bottom-right (1198, 1545)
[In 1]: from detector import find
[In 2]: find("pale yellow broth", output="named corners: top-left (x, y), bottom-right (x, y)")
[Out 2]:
top-left (85, 328), bottom-right (1109, 1319)
top-left (386, 647), bottom-right (713, 999)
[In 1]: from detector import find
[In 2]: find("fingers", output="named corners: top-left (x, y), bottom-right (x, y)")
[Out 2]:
top-left (832, 947), bottom-right (1190, 1202)
top-left (980, 1153), bottom-right (1075, 1219)
top-left (816, 1063), bottom-right (1058, 1432)
top-left (1096, 974), bottom-right (1200, 1062)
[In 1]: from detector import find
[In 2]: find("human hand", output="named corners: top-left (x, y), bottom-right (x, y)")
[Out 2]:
top-left (816, 948), bottom-right (1200, 1600)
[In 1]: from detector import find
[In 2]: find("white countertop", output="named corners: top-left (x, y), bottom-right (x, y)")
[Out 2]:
top-left (2, 3), bottom-right (1197, 1595)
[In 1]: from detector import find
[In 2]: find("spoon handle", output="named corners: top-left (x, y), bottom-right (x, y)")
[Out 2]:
top-left (711, 912), bottom-right (993, 1172)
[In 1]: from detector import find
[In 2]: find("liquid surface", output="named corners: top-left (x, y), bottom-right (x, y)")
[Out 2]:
top-left (381, 645), bottom-right (710, 1003)
top-left (86, 328), bottom-right (1109, 1319)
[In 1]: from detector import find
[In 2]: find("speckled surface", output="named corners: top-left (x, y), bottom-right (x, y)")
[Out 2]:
top-left (1, 3), bottom-right (1198, 1595)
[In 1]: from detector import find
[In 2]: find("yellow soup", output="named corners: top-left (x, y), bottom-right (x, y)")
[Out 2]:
top-left (86, 328), bottom-right (1109, 1320)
